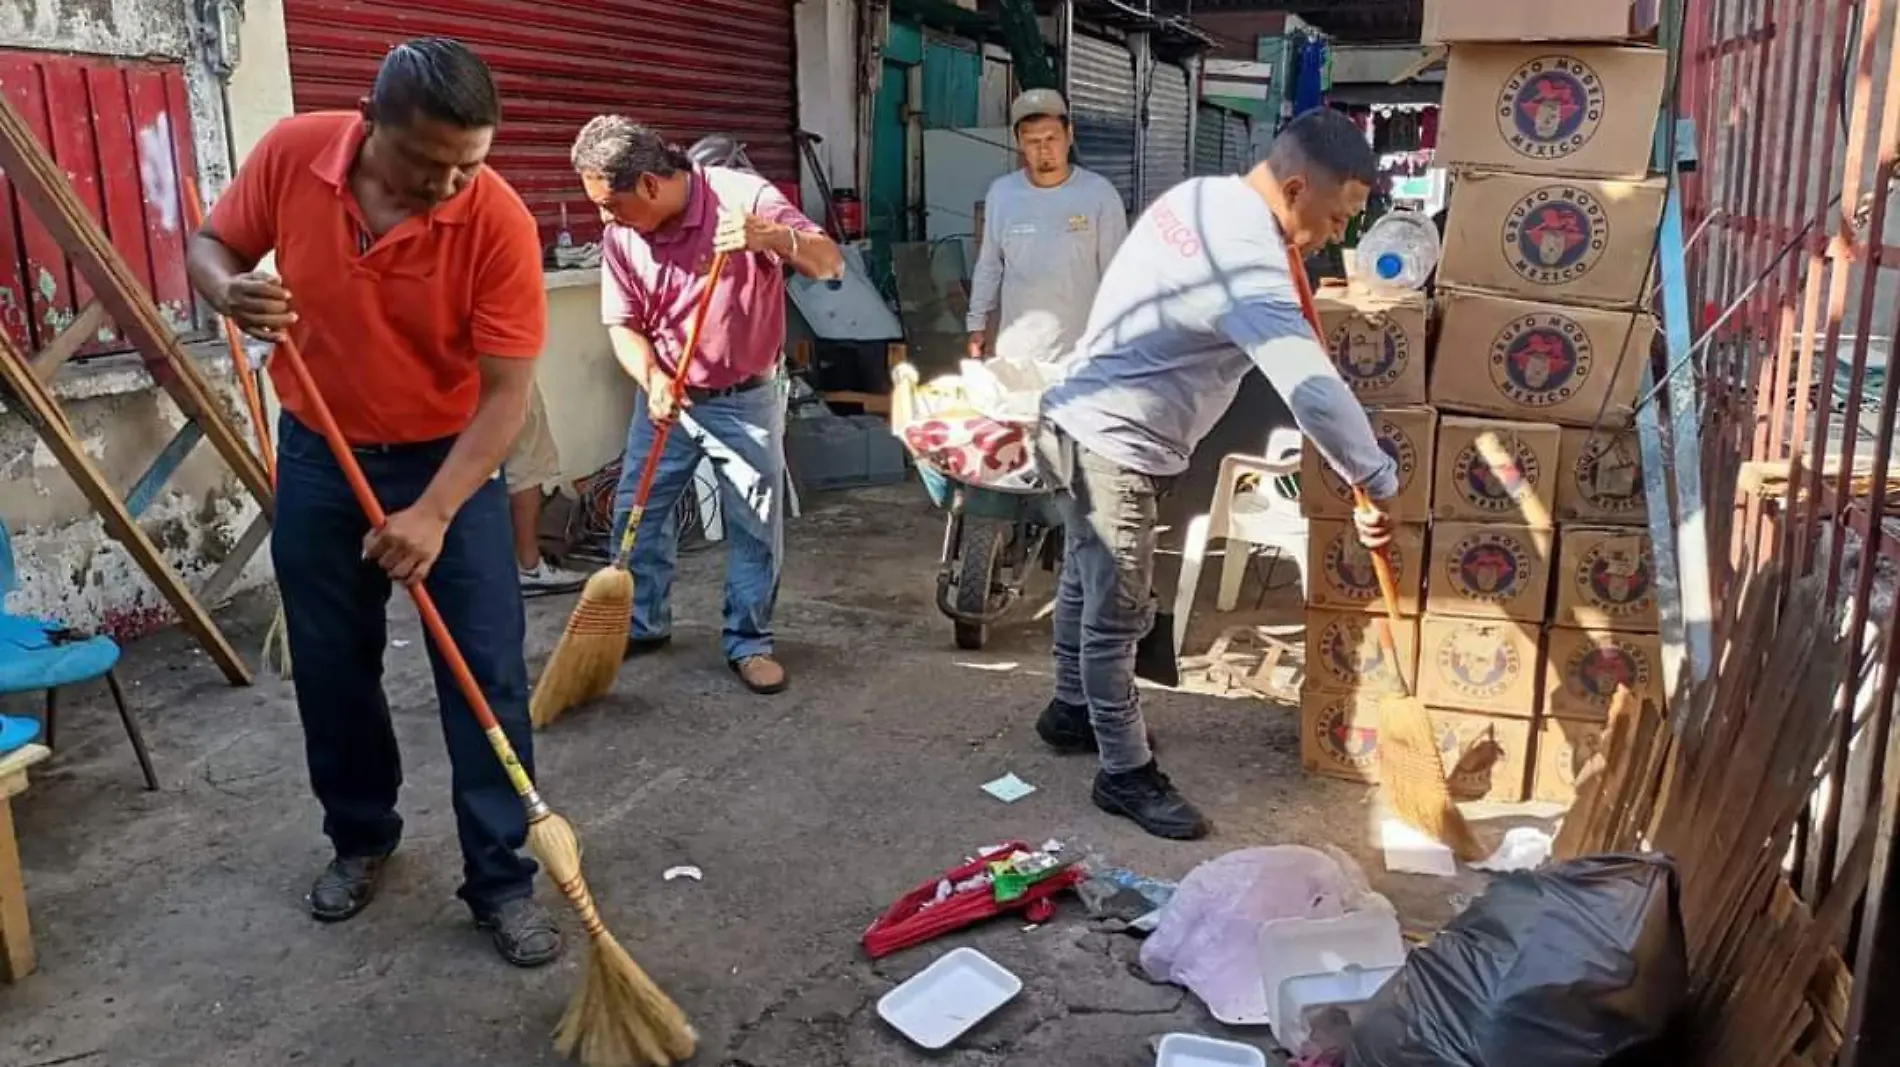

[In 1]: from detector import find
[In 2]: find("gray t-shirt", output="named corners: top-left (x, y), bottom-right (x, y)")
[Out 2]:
top-left (1042, 175), bottom-right (1399, 497)
top-left (967, 167), bottom-right (1129, 365)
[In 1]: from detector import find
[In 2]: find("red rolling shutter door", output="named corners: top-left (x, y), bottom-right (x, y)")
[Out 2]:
top-left (283, 0), bottom-right (797, 248)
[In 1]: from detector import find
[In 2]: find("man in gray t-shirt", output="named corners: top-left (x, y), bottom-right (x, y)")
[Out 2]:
top-left (967, 89), bottom-right (1128, 366)
top-left (1033, 109), bottom-right (1399, 841)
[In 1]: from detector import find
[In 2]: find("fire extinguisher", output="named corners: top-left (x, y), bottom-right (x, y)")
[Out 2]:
top-left (833, 188), bottom-right (865, 241)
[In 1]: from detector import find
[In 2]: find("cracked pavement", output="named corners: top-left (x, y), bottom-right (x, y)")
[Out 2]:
top-left (0, 441), bottom-right (1483, 1066)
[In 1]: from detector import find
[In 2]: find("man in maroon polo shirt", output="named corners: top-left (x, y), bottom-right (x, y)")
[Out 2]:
top-left (570, 116), bottom-right (843, 694)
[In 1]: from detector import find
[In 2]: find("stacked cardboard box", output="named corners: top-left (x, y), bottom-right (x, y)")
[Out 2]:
top-left (1425, 0), bottom-right (1670, 803)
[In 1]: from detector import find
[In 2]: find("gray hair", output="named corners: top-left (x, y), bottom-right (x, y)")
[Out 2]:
top-left (570, 115), bottom-right (691, 191)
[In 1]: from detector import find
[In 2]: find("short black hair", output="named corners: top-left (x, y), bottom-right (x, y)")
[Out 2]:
top-left (1268, 108), bottom-right (1378, 188)
top-left (570, 116), bottom-right (693, 191)
top-left (368, 37), bottom-right (501, 129)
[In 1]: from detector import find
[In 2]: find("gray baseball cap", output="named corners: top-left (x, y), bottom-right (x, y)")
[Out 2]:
top-left (1010, 88), bottom-right (1069, 127)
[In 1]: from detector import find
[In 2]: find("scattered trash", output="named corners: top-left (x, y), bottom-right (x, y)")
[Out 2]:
top-left (1470, 827), bottom-right (1554, 873)
top-left (391, 639), bottom-right (411, 649)
top-left (1350, 854), bottom-right (1688, 1067)
top-left (1379, 817), bottom-right (1458, 878)
top-left (1142, 846), bottom-right (1388, 1026)
top-left (1154, 1032), bottom-right (1268, 1067)
top-left (662, 866), bottom-right (703, 883)
top-left (864, 840), bottom-right (1084, 958)
top-left (1079, 866), bottom-right (1179, 921)
top-left (877, 947), bottom-right (1022, 1049)
top-left (981, 772), bottom-right (1038, 803)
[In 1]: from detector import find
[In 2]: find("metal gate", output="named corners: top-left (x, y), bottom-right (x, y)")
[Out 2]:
top-left (1068, 31), bottom-right (1138, 213)
top-left (1223, 110), bottom-right (1252, 172)
top-left (1193, 103), bottom-right (1253, 176)
top-left (1141, 60), bottom-right (1191, 206)
top-left (282, 0), bottom-right (796, 247)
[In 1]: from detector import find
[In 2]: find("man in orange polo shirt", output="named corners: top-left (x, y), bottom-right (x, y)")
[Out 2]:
top-left (185, 38), bottom-right (561, 968)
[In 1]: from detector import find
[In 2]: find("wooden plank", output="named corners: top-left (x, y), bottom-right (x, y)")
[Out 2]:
top-left (41, 61), bottom-right (108, 359)
top-left (0, 745), bottom-right (45, 983)
top-left (149, 68), bottom-right (200, 329)
top-left (196, 509), bottom-right (270, 609)
top-left (29, 299), bottom-right (106, 383)
top-left (123, 420), bottom-right (203, 519)
top-left (0, 330), bottom-right (250, 685)
top-left (86, 63), bottom-right (150, 350)
top-left (0, 90), bottom-right (275, 523)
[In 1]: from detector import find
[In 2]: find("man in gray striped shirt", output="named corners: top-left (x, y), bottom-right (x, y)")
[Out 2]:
top-left (1035, 109), bottom-right (1399, 841)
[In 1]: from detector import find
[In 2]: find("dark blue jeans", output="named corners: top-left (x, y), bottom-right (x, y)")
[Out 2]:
top-left (273, 414), bottom-right (537, 912)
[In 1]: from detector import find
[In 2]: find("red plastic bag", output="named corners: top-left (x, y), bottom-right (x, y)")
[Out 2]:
top-left (863, 842), bottom-right (1085, 959)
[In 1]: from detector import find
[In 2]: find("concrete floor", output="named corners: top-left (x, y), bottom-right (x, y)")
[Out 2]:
top-left (0, 469), bottom-right (1491, 1067)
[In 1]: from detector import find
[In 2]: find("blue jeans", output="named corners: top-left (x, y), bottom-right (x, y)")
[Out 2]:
top-left (273, 415), bottom-right (537, 912)
top-left (1041, 431), bottom-right (1164, 774)
top-left (610, 379), bottom-right (788, 661)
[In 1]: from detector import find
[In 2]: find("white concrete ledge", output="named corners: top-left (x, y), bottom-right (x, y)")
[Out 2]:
top-left (545, 267), bottom-right (601, 291)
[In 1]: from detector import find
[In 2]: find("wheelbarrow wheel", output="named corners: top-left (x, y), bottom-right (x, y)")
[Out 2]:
top-left (954, 522), bottom-right (1009, 650)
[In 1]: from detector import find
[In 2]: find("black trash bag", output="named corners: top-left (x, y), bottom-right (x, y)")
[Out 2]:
top-left (1348, 853), bottom-right (1687, 1067)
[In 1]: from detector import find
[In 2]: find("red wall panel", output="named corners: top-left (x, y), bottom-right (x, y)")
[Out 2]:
top-left (0, 53), bottom-right (206, 357)
top-left (283, 0), bottom-right (799, 250)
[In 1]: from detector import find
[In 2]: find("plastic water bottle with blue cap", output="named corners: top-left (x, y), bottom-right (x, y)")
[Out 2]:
top-left (1355, 209), bottom-right (1440, 292)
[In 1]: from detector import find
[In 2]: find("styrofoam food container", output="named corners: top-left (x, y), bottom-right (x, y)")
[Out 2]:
top-left (1155, 1033), bottom-right (1269, 1067)
top-left (1258, 905), bottom-right (1406, 1046)
top-left (1276, 964), bottom-right (1402, 1050)
top-left (877, 947), bottom-right (1022, 1049)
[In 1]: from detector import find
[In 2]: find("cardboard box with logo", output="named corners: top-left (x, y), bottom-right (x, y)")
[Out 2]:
top-left (1418, 614), bottom-right (1543, 717)
top-left (1440, 169), bottom-right (1667, 309)
top-left (1305, 610), bottom-right (1420, 696)
top-left (1423, 0), bottom-right (1661, 43)
top-left (1306, 520), bottom-right (1429, 616)
top-left (1532, 715), bottom-right (1607, 805)
top-left (1558, 427), bottom-right (1649, 525)
top-left (1438, 45), bottom-right (1667, 180)
top-left (1299, 689), bottom-right (1530, 802)
top-left (1544, 627), bottom-right (1666, 721)
top-left (1428, 522), bottom-right (1555, 622)
top-left (1432, 289), bottom-right (1655, 428)
top-left (1555, 526), bottom-right (1661, 631)
top-left (1432, 416), bottom-right (1562, 526)
top-left (1314, 282), bottom-right (1430, 406)
top-left (1303, 406), bottom-right (1437, 521)
top-left (1301, 688), bottom-right (1383, 784)
top-left (1435, 708), bottom-right (1533, 803)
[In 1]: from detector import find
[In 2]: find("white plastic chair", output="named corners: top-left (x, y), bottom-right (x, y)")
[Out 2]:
top-left (1174, 428), bottom-right (1309, 654)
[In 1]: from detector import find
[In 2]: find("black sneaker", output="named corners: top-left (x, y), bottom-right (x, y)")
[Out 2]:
top-left (308, 854), bottom-right (391, 923)
top-left (1035, 699), bottom-right (1159, 755)
top-left (474, 897), bottom-right (565, 968)
top-left (623, 635), bottom-right (672, 660)
top-left (1092, 762), bottom-right (1210, 841)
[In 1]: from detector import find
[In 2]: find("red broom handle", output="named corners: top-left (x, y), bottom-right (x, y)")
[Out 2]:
top-left (273, 335), bottom-right (508, 736)
top-left (183, 176), bottom-right (277, 481)
top-left (614, 250), bottom-right (729, 564)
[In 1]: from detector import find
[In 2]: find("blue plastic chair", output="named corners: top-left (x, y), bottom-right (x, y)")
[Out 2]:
top-left (0, 528), bottom-right (155, 789)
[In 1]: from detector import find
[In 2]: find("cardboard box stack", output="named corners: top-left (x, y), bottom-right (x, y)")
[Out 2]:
top-left (1424, 0), bottom-right (1670, 804)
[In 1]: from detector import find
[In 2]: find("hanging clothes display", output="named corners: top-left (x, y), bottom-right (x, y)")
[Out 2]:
top-left (1294, 37), bottom-right (1328, 115)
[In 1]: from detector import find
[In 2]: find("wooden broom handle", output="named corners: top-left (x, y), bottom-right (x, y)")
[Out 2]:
top-left (273, 335), bottom-right (506, 736)
top-left (1289, 243), bottom-right (1411, 690)
top-left (615, 251), bottom-right (730, 564)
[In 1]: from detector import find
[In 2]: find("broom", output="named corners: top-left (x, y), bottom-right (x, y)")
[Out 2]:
top-left (273, 336), bottom-right (696, 1066)
top-left (1284, 246), bottom-right (1482, 861)
top-left (183, 177), bottom-right (292, 676)
top-left (530, 252), bottom-right (729, 729)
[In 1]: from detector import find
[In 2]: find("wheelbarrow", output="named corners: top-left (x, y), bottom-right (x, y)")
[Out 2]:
top-left (916, 463), bottom-right (1061, 650)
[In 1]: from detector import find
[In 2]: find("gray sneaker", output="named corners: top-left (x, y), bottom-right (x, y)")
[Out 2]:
top-left (518, 559), bottom-right (588, 598)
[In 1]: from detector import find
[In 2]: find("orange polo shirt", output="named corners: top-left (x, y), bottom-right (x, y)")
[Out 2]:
top-left (206, 111), bottom-right (546, 444)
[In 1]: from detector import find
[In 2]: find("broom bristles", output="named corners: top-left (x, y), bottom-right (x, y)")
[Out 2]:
top-left (531, 566), bottom-right (635, 729)
top-left (1378, 694), bottom-right (1486, 862)
top-left (529, 813), bottom-right (697, 1067)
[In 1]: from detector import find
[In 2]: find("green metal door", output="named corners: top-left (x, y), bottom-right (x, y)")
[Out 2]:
top-left (868, 60), bottom-right (911, 291)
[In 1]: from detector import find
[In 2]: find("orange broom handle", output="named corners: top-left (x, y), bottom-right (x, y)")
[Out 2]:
top-left (1288, 242), bottom-right (1412, 692)
top-left (182, 176), bottom-right (276, 480)
top-left (273, 335), bottom-right (542, 802)
top-left (613, 250), bottom-right (729, 565)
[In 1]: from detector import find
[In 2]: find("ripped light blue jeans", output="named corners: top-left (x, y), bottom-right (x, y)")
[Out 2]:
top-left (610, 377), bottom-right (788, 662)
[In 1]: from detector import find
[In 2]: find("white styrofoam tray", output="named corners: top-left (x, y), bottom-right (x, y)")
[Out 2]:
top-left (877, 947), bottom-right (1022, 1049)
top-left (1155, 1033), bottom-right (1269, 1067)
